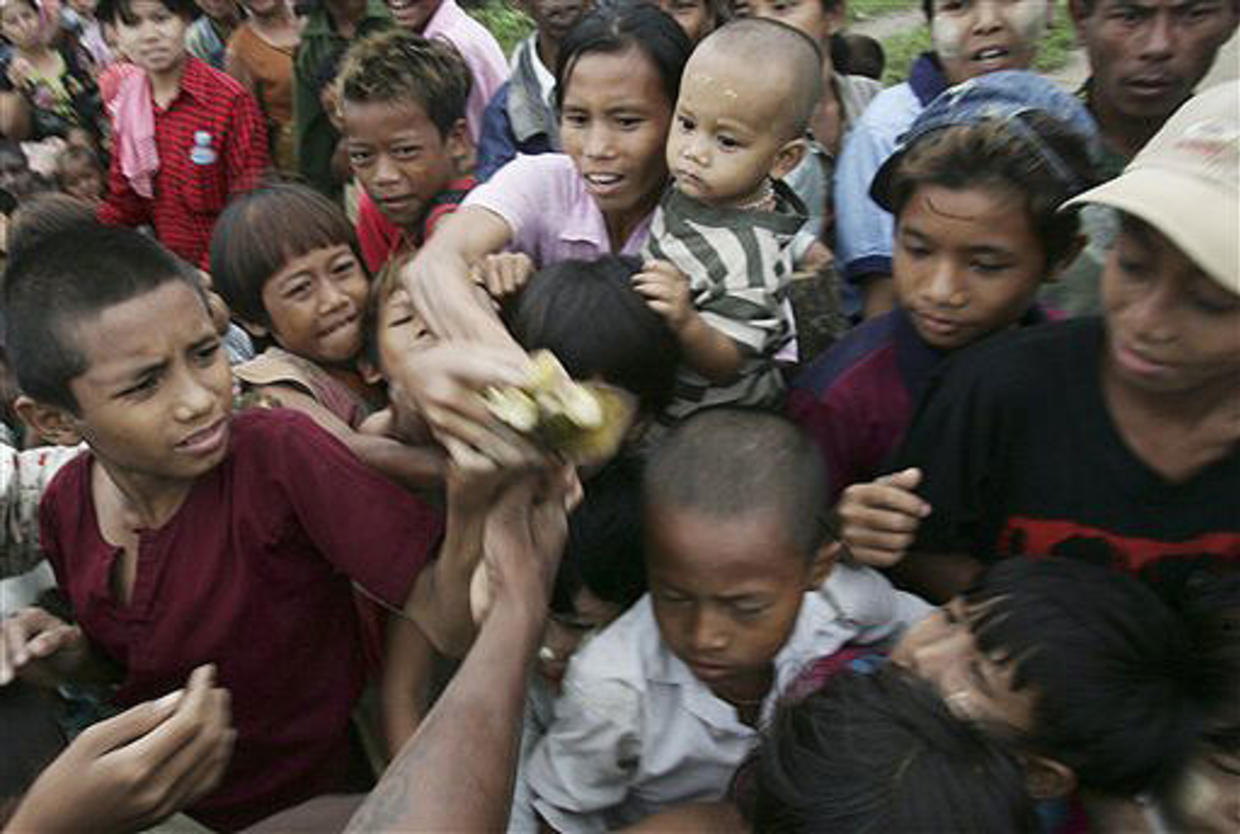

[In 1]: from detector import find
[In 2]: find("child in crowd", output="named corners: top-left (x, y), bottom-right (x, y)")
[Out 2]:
top-left (737, 557), bottom-right (1217, 832)
top-left (210, 181), bottom-right (445, 490)
top-left (838, 82), bottom-right (1240, 600)
top-left (750, 667), bottom-right (1039, 833)
top-left (890, 557), bottom-right (1217, 810)
top-left (95, 0), bottom-right (269, 267)
top-left (337, 29), bottom-right (476, 274)
top-left (0, 0), bottom-right (103, 146)
top-left (0, 223), bottom-right (510, 830)
top-left (185, 0), bottom-right (242, 69)
top-left (53, 143), bottom-right (105, 204)
top-left (525, 409), bottom-right (930, 830)
top-left (835, 0), bottom-right (1052, 317)
top-left (790, 72), bottom-right (1097, 505)
top-left (475, 0), bottom-right (590, 182)
top-left (224, 0), bottom-right (302, 174)
top-left (381, 0), bottom-right (506, 146)
top-left (637, 19), bottom-right (820, 422)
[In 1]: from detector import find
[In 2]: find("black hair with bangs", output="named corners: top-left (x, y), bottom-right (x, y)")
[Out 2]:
top-left (963, 557), bottom-right (1206, 796)
top-left (209, 181), bottom-right (365, 328)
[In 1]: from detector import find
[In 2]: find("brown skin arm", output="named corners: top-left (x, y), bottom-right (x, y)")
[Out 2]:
top-left (250, 385), bottom-right (446, 490)
top-left (397, 205), bottom-right (522, 349)
top-left (379, 615), bottom-right (437, 760)
top-left (346, 474), bottom-right (570, 833)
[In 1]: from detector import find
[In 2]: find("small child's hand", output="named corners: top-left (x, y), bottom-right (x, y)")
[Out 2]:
top-left (0, 606), bottom-right (89, 687)
top-left (633, 260), bottom-right (693, 332)
top-left (837, 468), bottom-right (931, 567)
top-left (471, 252), bottom-right (535, 300)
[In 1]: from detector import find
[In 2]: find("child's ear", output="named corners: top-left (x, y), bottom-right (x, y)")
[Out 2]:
top-left (444, 118), bottom-right (471, 176)
top-left (14, 395), bottom-right (84, 447)
top-left (806, 539), bottom-right (841, 589)
top-left (770, 138), bottom-right (808, 182)
top-left (1024, 755), bottom-right (1077, 800)
top-left (1044, 234), bottom-right (1088, 282)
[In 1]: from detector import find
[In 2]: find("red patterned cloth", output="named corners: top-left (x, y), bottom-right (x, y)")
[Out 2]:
top-left (98, 56), bottom-right (269, 266)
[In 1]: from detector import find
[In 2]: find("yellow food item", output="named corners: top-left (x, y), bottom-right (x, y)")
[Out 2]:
top-left (482, 351), bottom-right (635, 464)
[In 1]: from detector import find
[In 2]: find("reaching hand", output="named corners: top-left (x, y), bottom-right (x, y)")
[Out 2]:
top-left (632, 260), bottom-right (693, 333)
top-left (471, 252), bottom-right (535, 300)
top-left (470, 468), bottom-right (578, 625)
top-left (385, 342), bottom-right (542, 467)
top-left (0, 607), bottom-right (89, 688)
top-left (837, 468), bottom-right (931, 567)
top-left (5, 664), bottom-right (236, 834)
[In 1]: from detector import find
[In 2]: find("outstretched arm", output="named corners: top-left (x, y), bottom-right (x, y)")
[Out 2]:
top-left (348, 471), bottom-right (572, 833)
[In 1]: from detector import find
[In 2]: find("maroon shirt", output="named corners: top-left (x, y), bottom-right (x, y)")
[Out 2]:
top-left (39, 409), bottom-right (442, 830)
top-left (98, 56), bottom-right (269, 266)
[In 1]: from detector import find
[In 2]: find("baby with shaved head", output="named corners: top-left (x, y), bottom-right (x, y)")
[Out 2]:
top-left (633, 18), bottom-right (823, 425)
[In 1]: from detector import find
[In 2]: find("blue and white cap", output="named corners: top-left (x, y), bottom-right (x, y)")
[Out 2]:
top-left (869, 70), bottom-right (1102, 211)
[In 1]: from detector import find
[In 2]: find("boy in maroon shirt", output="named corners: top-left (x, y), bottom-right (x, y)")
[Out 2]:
top-left (0, 224), bottom-right (525, 830)
top-left (96, 0), bottom-right (269, 266)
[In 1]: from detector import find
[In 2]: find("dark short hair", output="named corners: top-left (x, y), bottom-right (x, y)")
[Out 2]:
top-left (751, 668), bottom-right (1039, 833)
top-left (209, 181), bottom-right (363, 327)
top-left (556, 0), bottom-right (693, 111)
top-left (644, 409), bottom-right (831, 557)
top-left (98, 0), bottom-right (197, 24)
top-left (552, 454), bottom-right (648, 615)
top-left (887, 113), bottom-right (1098, 269)
top-left (965, 557), bottom-right (1206, 795)
top-left (337, 29), bottom-right (472, 137)
top-left (6, 194), bottom-right (97, 267)
top-left (3, 225), bottom-right (203, 412)
top-left (507, 256), bottom-right (681, 414)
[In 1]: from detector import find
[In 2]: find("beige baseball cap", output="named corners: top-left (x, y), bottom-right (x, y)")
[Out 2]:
top-left (1065, 81), bottom-right (1239, 294)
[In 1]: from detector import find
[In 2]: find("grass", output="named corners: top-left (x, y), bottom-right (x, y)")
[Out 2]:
top-left (878, 1), bottom-right (1077, 85)
top-left (849, 0), bottom-right (918, 22)
top-left (467, 0), bottom-right (536, 57)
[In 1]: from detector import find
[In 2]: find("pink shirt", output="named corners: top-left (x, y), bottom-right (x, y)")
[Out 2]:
top-left (464, 153), bottom-right (654, 267)
top-left (423, 0), bottom-right (508, 144)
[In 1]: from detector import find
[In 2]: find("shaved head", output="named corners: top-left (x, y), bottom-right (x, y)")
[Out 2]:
top-left (693, 17), bottom-right (824, 140)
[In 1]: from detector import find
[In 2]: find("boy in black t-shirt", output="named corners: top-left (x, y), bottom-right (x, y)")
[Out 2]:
top-left (837, 82), bottom-right (1240, 602)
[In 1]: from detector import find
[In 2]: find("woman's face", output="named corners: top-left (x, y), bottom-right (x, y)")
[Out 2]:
top-left (559, 46), bottom-right (674, 237)
top-left (1, 2), bottom-right (43, 50)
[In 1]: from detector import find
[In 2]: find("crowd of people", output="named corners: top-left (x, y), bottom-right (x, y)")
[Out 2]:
top-left (0, 0), bottom-right (1236, 831)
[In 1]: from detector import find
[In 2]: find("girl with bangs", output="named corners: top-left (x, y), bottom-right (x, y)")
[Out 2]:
top-left (209, 181), bottom-right (444, 491)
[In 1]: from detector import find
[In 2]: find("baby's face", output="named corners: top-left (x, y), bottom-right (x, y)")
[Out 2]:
top-left (665, 47), bottom-right (800, 208)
